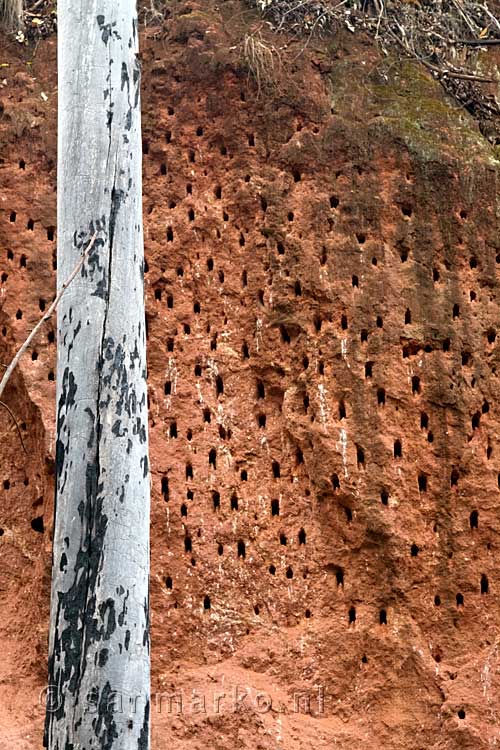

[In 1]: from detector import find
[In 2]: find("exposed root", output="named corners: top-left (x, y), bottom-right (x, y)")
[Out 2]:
top-left (139, 0), bottom-right (171, 27)
top-left (242, 30), bottom-right (282, 95)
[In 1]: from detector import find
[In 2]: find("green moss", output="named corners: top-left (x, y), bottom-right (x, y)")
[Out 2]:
top-left (177, 10), bottom-right (213, 21)
top-left (329, 55), bottom-right (499, 167)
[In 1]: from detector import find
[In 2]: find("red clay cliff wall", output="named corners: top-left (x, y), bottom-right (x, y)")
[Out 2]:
top-left (0, 3), bottom-right (499, 748)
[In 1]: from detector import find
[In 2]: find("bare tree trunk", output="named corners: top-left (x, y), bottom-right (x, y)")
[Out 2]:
top-left (44, 3), bottom-right (150, 749)
top-left (0, 0), bottom-right (23, 30)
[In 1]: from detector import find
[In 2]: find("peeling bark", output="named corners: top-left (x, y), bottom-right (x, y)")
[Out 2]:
top-left (45, 3), bottom-right (150, 749)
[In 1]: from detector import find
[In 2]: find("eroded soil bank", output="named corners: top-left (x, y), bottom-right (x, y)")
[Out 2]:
top-left (0, 2), bottom-right (499, 747)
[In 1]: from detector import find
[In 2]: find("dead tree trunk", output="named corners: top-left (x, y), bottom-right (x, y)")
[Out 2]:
top-left (0, 0), bottom-right (23, 31)
top-left (44, 3), bottom-right (150, 749)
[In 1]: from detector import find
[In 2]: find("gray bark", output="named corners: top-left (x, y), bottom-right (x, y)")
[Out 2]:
top-left (45, 3), bottom-right (150, 749)
top-left (0, 0), bottom-right (23, 31)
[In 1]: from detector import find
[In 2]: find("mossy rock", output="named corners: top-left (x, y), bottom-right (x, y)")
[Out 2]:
top-left (329, 54), bottom-right (500, 168)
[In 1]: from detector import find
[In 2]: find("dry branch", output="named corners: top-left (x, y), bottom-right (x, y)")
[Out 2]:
top-left (0, 399), bottom-right (26, 452)
top-left (0, 232), bottom-right (98, 402)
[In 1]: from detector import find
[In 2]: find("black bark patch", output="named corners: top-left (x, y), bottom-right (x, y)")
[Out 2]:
top-left (133, 417), bottom-right (146, 444)
top-left (133, 60), bottom-right (141, 109)
top-left (121, 62), bottom-right (130, 92)
top-left (106, 107), bottom-right (114, 132)
top-left (94, 682), bottom-right (119, 750)
top-left (85, 407), bottom-right (96, 448)
top-left (55, 439), bottom-right (66, 482)
top-left (84, 232), bottom-right (107, 299)
top-left (98, 648), bottom-right (109, 667)
top-left (96, 15), bottom-right (120, 45)
top-left (67, 320), bottom-right (82, 358)
top-left (86, 462), bottom-right (99, 514)
top-left (118, 590), bottom-right (129, 626)
top-left (143, 596), bottom-right (150, 649)
top-left (137, 700), bottom-right (150, 750)
top-left (109, 187), bottom-right (124, 254)
top-left (55, 368), bottom-right (78, 487)
top-left (98, 598), bottom-right (117, 640)
top-left (133, 59), bottom-right (140, 86)
top-left (46, 460), bottom-right (110, 736)
top-left (112, 419), bottom-right (126, 437)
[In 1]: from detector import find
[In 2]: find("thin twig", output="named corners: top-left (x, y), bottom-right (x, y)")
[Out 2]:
top-left (0, 231), bottom-right (98, 402)
top-left (0, 399), bottom-right (26, 452)
top-left (292, 8), bottom-right (332, 58)
top-left (275, 0), bottom-right (315, 33)
top-left (441, 69), bottom-right (494, 81)
top-left (481, 4), bottom-right (500, 32)
top-left (460, 37), bottom-right (500, 45)
top-left (388, 27), bottom-right (494, 82)
top-left (450, 0), bottom-right (479, 35)
top-left (375, 0), bottom-right (385, 39)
